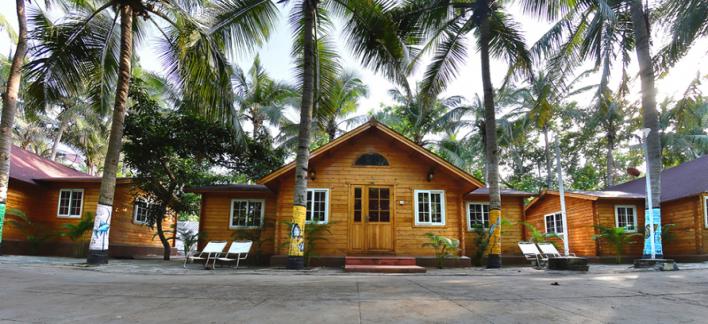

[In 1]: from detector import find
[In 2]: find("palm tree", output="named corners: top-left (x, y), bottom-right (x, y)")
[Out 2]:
top-left (0, 0), bottom-right (28, 252)
top-left (654, 0), bottom-right (708, 73)
top-left (25, 0), bottom-right (278, 264)
top-left (400, 0), bottom-right (532, 268)
top-left (658, 76), bottom-right (708, 167)
top-left (213, 0), bottom-right (408, 269)
top-left (318, 71), bottom-right (368, 141)
top-left (232, 55), bottom-right (296, 139)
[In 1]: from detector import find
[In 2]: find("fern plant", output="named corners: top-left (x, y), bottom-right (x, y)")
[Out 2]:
top-left (593, 225), bottom-right (641, 264)
top-left (468, 225), bottom-right (489, 266)
top-left (422, 233), bottom-right (460, 269)
top-left (61, 212), bottom-right (94, 257)
top-left (5, 208), bottom-right (55, 254)
top-left (522, 222), bottom-right (562, 247)
top-left (280, 221), bottom-right (333, 268)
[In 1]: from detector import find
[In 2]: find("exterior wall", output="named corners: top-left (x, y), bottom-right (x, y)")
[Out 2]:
top-left (197, 192), bottom-right (276, 258)
top-left (595, 199), bottom-right (645, 257)
top-left (701, 193), bottom-right (708, 254)
top-left (463, 196), bottom-right (525, 256)
top-left (662, 196), bottom-right (701, 256)
top-left (2, 180), bottom-right (172, 256)
top-left (271, 132), bottom-right (470, 257)
top-left (524, 195), bottom-right (597, 256)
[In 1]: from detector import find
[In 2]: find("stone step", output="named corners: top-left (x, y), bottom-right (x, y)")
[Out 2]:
top-left (344, 265), bottom-right (427, 273)
top-left (345, 256), bottom-right (417, 266)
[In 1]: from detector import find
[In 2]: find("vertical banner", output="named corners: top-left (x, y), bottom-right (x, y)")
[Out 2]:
top-left (89, 204), bottom-right (112, 251)
top-left (642, 208), bottom-right (663, 258)
top-left (288, 205), bottom-right (306, 257)
top-left (0, 203), bottom-right (5, 245)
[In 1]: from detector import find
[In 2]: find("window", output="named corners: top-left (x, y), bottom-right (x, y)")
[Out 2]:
top-left (544, 212), bottom-right (564, 235)
top-left (229, 199), bottom-right (264, 228)
top-left (467, 202), bottom-right (490, 229)
top-left (615, 205), bottom-right (638, 232)
top-left (306, 189), bottom-right (329, 223)
top-left (133, 200), bottom-right (152, 225)
top-left (414, 190), bottom-right (445, 226)
top-left (704, 196), bottom-right (708, 228)
top-left (57, 189), bottom-right (84, 218)
top-left (355, 153), bottom-right (389, 166)
top-left (368, 187), bottom-right (391, 222)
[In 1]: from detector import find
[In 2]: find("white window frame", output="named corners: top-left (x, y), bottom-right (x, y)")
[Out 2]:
top-left (703, 196), bottom-right (708, 228)
top-left (133, 199), bottom-right (152, 225)
top-left (544, 211), bottom-right (564, 235)
top-left (614, 205), bottom-right (638, 232)
top-left (57, 189), bottom-right (84, 218)
top-left (229, 199), bottom-right (265, 229)
top-left (466, 201), bottom-right (490, 230)
top-left (414, 190), bottom-right (446, 226)
top-left (306, 188), bottom-right (330, 224)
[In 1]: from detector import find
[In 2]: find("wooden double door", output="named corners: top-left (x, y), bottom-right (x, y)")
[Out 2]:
top-left (349, 185), bottom-right (394, 253)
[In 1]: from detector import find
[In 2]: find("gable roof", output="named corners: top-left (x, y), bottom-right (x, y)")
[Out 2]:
top-left (525, 189), bottom-right (644, 211)
top-left (10, 145), bottom-right (92, 185)
top-left (606, 155), bottom-right (708, 202)
top-left (466, 187), bottom-right (534, 198)
top-left (258, 119), bottom-right (485, 188)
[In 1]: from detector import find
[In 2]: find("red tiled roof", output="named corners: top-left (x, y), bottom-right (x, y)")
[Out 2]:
top-left (606, 155), bottom-right (708, 202)
top-left (10, 145), bottom-right (92, 185)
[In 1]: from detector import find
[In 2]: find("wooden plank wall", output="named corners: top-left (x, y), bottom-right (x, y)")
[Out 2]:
top-left (662, 196), bottom-right (700, 256)
top-left (271, 129), bottom-right (469, 256)
top-left (595, 199), bottom-right (644, 257)
top-left (524, 195), bottom-right (597, 256)
top-left (197, 192), bottom-right (276, 254)
top-left (463, 196), bottom-right (525, 256)
top-left (3, 180), bottom-right (43, 241)
top-left (701, 193), bottom-right (707, 254)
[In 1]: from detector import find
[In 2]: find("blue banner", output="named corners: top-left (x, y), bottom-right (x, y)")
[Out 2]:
top-left (642, 208), bottom-right (663, 258)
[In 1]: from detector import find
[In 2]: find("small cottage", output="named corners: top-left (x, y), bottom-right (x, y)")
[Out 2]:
top-left (188, 120), bottom-right (533, 266)
top-left (2, 146), bottom-right (174, 257)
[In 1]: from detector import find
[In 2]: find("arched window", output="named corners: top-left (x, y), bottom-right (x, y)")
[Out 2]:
top-left (355, 153), bottom-right (389, 166)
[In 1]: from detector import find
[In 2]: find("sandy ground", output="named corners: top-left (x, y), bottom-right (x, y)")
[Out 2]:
top-left (1, 256), bottom-right (707, 323)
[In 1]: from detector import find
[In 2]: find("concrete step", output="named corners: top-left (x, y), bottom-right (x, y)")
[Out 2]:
top-left (345, 256), bottom-right (417, 266)
top-left (344, 264), bottom-right (427, 273)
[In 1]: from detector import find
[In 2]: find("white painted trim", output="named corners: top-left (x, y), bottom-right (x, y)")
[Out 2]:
top-left (132, 199), bottom-right (150, 225)
top-left (544, 211), bottom-right (564, 235)
top-left (614, 205), bottom-right (638, 232)
top-left (57, 189), bottom-right (84, 218)
top-left (228, 199), bottom-right (266, 229)
top-left (466, 201), bottom-right (490, 230)
top-left (414, 190), bottom-right (446, 226)
top-left (305, 188), bottom-right (330, 224)
top-left (703, 196), bottom-right (708, 229)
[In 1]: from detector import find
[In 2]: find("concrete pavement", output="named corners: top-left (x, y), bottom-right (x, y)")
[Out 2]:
top-left (1, 257), bottom-right (708, 323)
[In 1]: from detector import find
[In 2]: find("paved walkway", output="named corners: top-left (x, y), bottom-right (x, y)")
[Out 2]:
top-left (1, 256), bottom-right (708, 323)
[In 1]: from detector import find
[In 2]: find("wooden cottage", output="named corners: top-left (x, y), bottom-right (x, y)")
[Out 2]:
top-left (524, 155), bottom-right (708, 260)
top-left (2, 146), bottom-right (174, 257)
top-left (188, 120), bottom-right (533, 266)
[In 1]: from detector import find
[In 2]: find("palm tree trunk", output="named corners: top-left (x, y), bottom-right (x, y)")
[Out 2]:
top-left (543, 126), bottom-right (553, 188)
top-left (479, 1), bottom-right (502, 268)
top-left (629, 0), bottom-right (662, 258)
top-left (87, 5), bottom-right (134, 264)
top-left (606, 130), bottom-right (615, 188)
top-left (0, 0), bottom-right (28, 253)
top-left (50, 115), bottom-right (70, 161)
top-left (287, 0), bottom-right (317, 270)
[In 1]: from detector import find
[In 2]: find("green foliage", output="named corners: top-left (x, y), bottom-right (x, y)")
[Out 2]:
top-left (175, 228), bottom-right (204, 257)
top-left (5, 208), bottom-right (55, 254)
top-left (468, 225), bottom-right (490, 267)
top-left (280, 221), bottom-right (333, 268)
top-left (522, 222), bottom-right (561, 247)
top-left (422, 232), bottom-right (460, 269)
top-left (60, 212), bottom-right (94, 257)
top-left (593, 225), bottom-right (641, 264)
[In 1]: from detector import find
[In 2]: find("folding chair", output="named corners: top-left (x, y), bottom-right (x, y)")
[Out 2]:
top-left (537, 242), bottom-right (575, 258)
top-left (184, 241), bottom-right (227, 269)
top-left (217, 241), bottom-right (253, 269)
top-left (518, 241), bottom-right (548, 268)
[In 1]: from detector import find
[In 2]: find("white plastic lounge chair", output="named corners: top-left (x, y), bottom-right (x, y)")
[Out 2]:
top-left (518, 241), bottom-right (547, 268)
top-left (217, 241), bottom-right (253, 269)
top-left (184, 240), bottom-right (227, 269)
top-left (537, 242), bottom-right (575, 258)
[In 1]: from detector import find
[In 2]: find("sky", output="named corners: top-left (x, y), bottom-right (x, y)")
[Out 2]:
top-left (1, 1), bottom-right (707, 126)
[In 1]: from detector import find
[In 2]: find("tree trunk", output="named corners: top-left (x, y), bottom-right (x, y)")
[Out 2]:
top-left (327, 119), bottom-right (337, 142)
top-left (629, 0), bottom-right (662, 258)
top-left (87, 5), bottom-right (134, 265)
top-left (155, 208), bottom-right (171, 261)
top-left (479, 1), bottom-right (502, 268)
top-left (0, 0), bottom-right (28, 253)
top-left (287, 0), bottom-right (317, 270)
top-left (629, 0), bottom-right (660, 207)
top-left (543, 127), bottom-right (553, 188)
top-left (50, 114), bottom-right (70, 161)
top-left (605, 130), bottom-right (615, 188)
